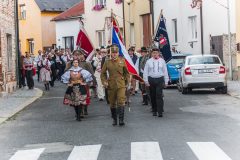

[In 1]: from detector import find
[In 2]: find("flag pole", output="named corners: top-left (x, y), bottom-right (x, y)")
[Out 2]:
top-left (152, 9), bottom-right (163, 46)
top-left (109, 9), bottom-right (113, 60)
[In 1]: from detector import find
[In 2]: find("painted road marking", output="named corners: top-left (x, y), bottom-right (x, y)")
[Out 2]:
top-left (67, 144), bottom-right (102, 160)
top-left (9, 148), bottom-right (45, 160)
top-left (131, 142), bottom-right (163, 160)
top-left (187, 142), bottom-right (232, 160)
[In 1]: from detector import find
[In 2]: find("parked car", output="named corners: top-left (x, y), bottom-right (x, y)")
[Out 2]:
top-left (177, 55), bottom-right (227, 94)
top-left (167, 53), bottom-right (191, 85)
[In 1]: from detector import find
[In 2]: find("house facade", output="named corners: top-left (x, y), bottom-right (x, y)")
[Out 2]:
top-left (53, 1), bottom-right (84, 51)
top-left (153, 0), bottom-right (237, 77)
top-left (84, 0), bottom-right (123, 48)
top-left (18, 0), bottom-right (79, 55)
top-left (0, 0), bottom-right (17, 93)
top-left (236, 0), bottom-right (240, 69)
top-left (124, 0), bottom-right (152, 49)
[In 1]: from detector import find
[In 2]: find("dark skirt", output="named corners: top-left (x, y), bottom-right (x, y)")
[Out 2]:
top-left (63, 84), bottom-right (87, 106)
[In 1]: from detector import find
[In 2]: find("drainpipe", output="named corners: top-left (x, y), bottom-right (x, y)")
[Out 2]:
top-left (15, 0), bottom-right (20, 88)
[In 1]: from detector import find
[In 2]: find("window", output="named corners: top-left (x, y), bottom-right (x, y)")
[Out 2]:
top-left (130, 23), bottom-right (135, 45)
top-left (97, 31), bottom-right (105, 47)
top-left (20, 4), bottom-right (26, 20)
top-left (172, 19), bottom-right (178, 43)
top-left (189, 16), bottom-right (197, 40)
top-left (63, 37), bottom-right (74, 52)
top-left (95, 0), bottom-right (106, 6)
top-left (27, 39), bottom-right (34, 54)
top-left (7, 34), bottom-right (12, 71)
top-left (188, 56), bottom-right (221, 65)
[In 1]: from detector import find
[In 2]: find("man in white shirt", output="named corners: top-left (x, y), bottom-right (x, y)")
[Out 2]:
top-left (35, 50), bottom-right (43, 82)
top-left (143, 47), bottom-right (169, 117)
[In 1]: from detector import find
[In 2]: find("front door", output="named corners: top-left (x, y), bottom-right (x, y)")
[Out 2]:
top-left (142, 14), bottom-right (152, 47)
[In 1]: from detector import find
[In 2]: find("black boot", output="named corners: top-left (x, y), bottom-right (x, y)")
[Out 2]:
top-left (84, 105), bottom-right (88, 115)
top-left (118, 107), bottom-right (125, 126)
top-left (74, 106), bottom-right (78, 119)
top-left (110, 108), bottom-right (117, 126)
top-left (44, 84), bottom-right (47, 90)
top-left (47, 83), bottom-right (50, 90)
top-left (76, 106), bottom-right (82, 121)
top-left (142, 95), bottom-right (148, 105)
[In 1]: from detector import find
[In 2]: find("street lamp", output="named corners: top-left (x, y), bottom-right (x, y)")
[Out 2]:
top-left (125, 0), bottom-right (132, 47)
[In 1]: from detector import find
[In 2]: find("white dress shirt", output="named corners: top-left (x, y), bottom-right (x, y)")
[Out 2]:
top-left (143, 57), bottom-right (169, 85)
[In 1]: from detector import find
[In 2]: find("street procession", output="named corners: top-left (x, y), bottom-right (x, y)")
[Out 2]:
top-left (1, 0), bottom-right (240, 159)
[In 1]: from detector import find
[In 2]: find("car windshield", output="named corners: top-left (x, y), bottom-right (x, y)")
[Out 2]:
top-left (168, 56), bottom-right (185, 65)
top-left (188, 56), bottom-right (221, 65)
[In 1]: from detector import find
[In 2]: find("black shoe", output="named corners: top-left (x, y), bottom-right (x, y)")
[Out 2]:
top-left (142, 95), bottom-right (148, 105)
top-left (76, 106), bottom-right (82, 121)
top-left (84, 106), bottom-right (88, 115)
top-left (153, 112), bottom-right (157, 116)
top-left (118, 107), bottom-right (125, 126)
top-left (111, 108), bottom-right (117, 126)
top-left (158, 114), bottom-right (163, 117)
top-left (44, 84), bottom-right (47, 90)
top-left (99, 98), bottom-right (104, 101)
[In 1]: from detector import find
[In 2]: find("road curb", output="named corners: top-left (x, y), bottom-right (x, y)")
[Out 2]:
top-left (227, 91), bottom-right (240, 99)
top-left (0, 88), bottom-right (43, 125)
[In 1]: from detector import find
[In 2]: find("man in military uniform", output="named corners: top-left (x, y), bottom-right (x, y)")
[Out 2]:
top-left (101, 44), bottom-right (130, 126)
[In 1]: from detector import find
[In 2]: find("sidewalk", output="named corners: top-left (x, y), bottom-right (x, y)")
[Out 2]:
top-left (0, 87), bottom-right (43, 125)
top-left (228, 81), bottom-right (240, 99)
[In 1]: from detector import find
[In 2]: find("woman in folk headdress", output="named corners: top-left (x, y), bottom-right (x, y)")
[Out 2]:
top-left (39, 54), bottom-right (52, 90)
top-left (61, 58), bottom-right (93, 121)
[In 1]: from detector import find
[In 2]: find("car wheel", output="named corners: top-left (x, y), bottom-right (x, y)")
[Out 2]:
top-left (182, 87), bottom-right (188, 94)
top-left (221, 86), bottom-right (227, 94)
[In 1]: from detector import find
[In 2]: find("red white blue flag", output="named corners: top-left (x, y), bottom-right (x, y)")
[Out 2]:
top-left (112, 28), bottom-right (144, 82)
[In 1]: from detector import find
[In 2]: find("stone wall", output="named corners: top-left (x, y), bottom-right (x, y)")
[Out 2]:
top-left (0, 1), bottom-right (17, 93)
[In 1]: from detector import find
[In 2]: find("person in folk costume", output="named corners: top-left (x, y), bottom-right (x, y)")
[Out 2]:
top-left (101, 44), bottom-right (130, 126)
top-left (48, 53), bottom-right (57, 87)
top-left (78, 49), bottom-right (97, 116)
top-left (35, 50), bottom-right (43, 82)
top-left (23, 52), bottom-right (34, 89)
top-left (128, 47), bottom-right (138, 96)
top-left (92, 48), bottom-right (106, 101)
top-left (101, 46), bottom-right (111, 104)
top-left (143, 47), bottom-right (169, 117)
top-left (135, 47), bottom-right (151, 105)
top-left (62, 59), bottom-right (93, 121)
top-left (39, 54), bottom-right (52, 91)
top-left (65, 50), bottom-right (96, 116)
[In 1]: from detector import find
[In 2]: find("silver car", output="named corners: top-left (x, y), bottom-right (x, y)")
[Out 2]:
top-left (178, 55), bottom-right (227, 94)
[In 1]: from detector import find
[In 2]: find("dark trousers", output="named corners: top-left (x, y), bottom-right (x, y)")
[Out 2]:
top-left (25, 70), bottom-right (34, 89)
top-left (56, 63), bottom-right (64, 80)
top-left (50, 69), bottom-right (56, 87)
top-left (148, 76), bottom-right (164, 114)
top-left (37, 66), bottom-right (42, 81)
top-left (19, 69), bottom-right (26, 87)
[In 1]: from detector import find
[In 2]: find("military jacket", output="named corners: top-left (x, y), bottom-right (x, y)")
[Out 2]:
top-left (101, 57), bottom-right (130, 89)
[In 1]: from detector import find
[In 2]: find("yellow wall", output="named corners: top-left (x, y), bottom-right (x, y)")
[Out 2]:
top-left (19, 1), bottom-right (60, 55)
top-left (124, 0), bottom-right (151, 50)
top-left (19, 0), bottom-right (42, 55)
top-left (236, 0), bottom-right (240, 67)
top-left (41, 12), bottom-right (59, 50)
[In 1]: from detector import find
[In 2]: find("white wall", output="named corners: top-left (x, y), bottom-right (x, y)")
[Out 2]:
top-left (84, 0), bottom-right (123, 48)
top-left (55, 19), bottom-right (81, 50)
top-left (153, 0), bottom-right (236, 55)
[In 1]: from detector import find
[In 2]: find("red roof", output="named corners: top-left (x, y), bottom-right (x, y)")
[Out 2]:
top-left (52, 1), bottom-right (84, 21)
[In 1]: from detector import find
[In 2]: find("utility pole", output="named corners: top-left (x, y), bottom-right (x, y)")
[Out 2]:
top-left (227, 0), bottom-right (232, 80)
top-left (15, 0), bottom-right (20, 87)
top-left (200, 5), bottom-right (204, 55)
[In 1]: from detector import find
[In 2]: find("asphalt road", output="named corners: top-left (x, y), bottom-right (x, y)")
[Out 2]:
top-left (0, 81), bottom-right (240, 160)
